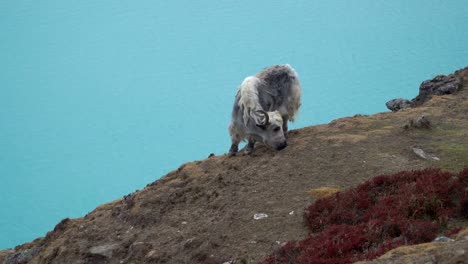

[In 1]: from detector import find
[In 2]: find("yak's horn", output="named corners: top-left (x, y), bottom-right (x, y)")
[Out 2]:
top-left (256, 110), bottom-right (270, 126)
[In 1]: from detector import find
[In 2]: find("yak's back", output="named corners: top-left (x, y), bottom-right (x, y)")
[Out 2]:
top-left (256, 64), bottom-right (298, 89)
top-left (255, 64), bottom-right (301, 121)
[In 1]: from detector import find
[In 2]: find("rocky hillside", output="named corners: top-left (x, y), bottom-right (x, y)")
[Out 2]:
top-left (1, 67), bottom-right (467, 264)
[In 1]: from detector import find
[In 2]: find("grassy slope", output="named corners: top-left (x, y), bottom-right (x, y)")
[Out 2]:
top-left (1, 68), bottom-right (467, 264)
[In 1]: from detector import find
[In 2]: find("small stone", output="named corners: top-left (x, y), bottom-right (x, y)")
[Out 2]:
top-left (433, 236), bottom-right (454, 242)
top-left (405, 115), bottom-right (432, 129)
top-left (89, 243), bottom-right (119, 258)
top-left (253, 213), bottom-right (268, 220)
top-left (128, 242), bottom-right (152, 259)
top-left (181, 221), bottom-right (187, 225)
top-left (289, 211), bottom-right (294, 215)
top-left (412, 147), bottom-right (440, 161)
top-left (145, 250), bottom-right (158, 259)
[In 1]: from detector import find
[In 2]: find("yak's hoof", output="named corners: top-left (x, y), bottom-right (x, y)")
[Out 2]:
top-left (244, 147), bottom-right (253, 155)
top-left (228, 144), bottom-right (238, 157)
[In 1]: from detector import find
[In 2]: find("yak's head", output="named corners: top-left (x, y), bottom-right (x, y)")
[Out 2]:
top-left (253, 110), bottom-right (287, 150)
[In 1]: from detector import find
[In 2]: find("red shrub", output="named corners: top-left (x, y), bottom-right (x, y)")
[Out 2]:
top-left (262, 241), bottom-right (300, 264)
top-left (460, 192), bottom-right (468, 218)
top-left (459, 168), bottom-right (468, 185)
top-left (295, 225), bottom-right (367, 264)
top-left (445, 227), bottom-right (463, 237)
top-left (260, 168), bottom-right (468, 264)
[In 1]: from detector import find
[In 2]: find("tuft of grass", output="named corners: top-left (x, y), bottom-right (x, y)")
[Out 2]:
top-left (260, 168), bottom-right (468, 264)
top-left (436, 144), bottom-right (468, 172)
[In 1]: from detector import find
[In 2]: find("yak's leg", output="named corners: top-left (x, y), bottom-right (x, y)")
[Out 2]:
top-left (228, 143), bottom-right (239, 157)
top-left (282, 116), bottom-right (289, 138)
top-left (244, 137), bottom-right (256, 155)
top-left (228, 123), bottom-right (241, 157)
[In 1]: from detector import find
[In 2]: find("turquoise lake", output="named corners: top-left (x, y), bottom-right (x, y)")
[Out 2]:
top-left (1, 1), bottom-right (468, 249)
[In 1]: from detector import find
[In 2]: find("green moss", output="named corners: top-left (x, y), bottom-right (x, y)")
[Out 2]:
top-left (436, 144), bottom-right (468, 171)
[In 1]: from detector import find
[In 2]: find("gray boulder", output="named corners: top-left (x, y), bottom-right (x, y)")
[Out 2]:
top-left (4, 248), bottom-right (39, 264)
top-left (404, 115), bottom-right (432, 129)
top-left (386, 73), bottom-right (464, 111)
top-left (413, 74), bottom-right (463, 105)
top-left (385, 98), bottom-right (413, 112)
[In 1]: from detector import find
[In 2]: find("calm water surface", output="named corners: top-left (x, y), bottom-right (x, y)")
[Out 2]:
top-left (1, 0), bottom-right (467, 248)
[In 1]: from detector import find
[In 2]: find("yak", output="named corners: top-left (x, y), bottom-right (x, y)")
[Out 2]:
top-left (228, 64), bottom-right (302, 156)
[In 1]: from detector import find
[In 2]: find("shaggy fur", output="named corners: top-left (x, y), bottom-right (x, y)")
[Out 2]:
top-left (228, 64), bottom-right (302, 156)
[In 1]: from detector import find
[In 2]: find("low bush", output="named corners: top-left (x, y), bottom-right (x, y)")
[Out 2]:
top-left (260, 168), bottom-right (468, 264)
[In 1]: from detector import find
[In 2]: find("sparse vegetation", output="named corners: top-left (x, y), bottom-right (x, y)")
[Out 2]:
top-left (436, 144), bottom-right (468, 171)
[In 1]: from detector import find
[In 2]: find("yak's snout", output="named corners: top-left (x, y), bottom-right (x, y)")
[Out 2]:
top-left (275, 141), bottom-right (288, 151)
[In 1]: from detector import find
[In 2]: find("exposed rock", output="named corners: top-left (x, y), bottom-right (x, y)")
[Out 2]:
top-left (413, 74), bottom-right (464, 106)
top-left (125, 242), bottom-right (153, 261)
top-left (386, 72), bottom-right (464, 111)
top-left (88, 243), bottom-right (119, 258)
top-left (386, 98), bottom-right (414, 112)
top-left (434, 236), bottom-right (455, 243)
top-left (412, 147), bottom-right (440, 161)
top-left (404, 115), bottom-right (432, 129)
top-left (253, 213), bottom-right (268, 220)
top-left (3, 248), bottom-right (40, 264)
top-left (0, 249), bottom-right (14, 263)
top-left (145, 249), bottom-right (160, 259)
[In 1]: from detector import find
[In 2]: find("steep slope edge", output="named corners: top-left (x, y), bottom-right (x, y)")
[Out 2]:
top-left (1, 67), bottom-right (468, 264)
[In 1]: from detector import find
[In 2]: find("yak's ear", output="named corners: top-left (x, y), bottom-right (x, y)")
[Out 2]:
top-left (253, 110), bottom-right (269, 129)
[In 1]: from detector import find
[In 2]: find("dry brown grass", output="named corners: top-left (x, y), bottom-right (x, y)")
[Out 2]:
top-left (308, 187), bottom-right (341, 199)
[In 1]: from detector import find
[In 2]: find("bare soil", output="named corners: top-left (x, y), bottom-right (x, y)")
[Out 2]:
top-left (1, 67), bottom-right (468, 264)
